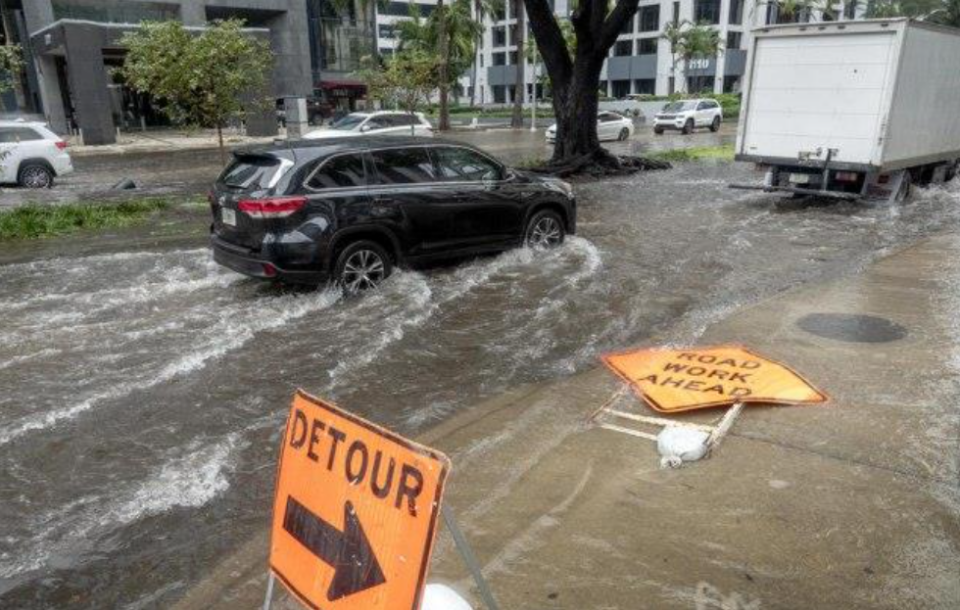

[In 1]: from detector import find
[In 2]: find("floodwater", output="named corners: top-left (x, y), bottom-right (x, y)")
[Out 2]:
top-left (2, 160), bottom-right (960, 607)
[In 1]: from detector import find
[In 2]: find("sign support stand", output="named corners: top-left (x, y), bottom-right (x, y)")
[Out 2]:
top-left (591, 385), bottom-right (746, 457)
top-left (262, 572), bottom-right (275, 610)
top-left (442, 507), bottom-right (501, 610)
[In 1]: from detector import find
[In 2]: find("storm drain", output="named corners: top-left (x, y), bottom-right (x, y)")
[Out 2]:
top-left (796, 313), bottom-right (907, 343)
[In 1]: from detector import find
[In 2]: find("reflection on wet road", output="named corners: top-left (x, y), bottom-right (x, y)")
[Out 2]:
top-left (2, 160), bottom-right (959, 607)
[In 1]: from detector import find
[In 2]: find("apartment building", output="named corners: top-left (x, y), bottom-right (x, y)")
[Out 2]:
top-left (470, 0), bottom-right (869, 104)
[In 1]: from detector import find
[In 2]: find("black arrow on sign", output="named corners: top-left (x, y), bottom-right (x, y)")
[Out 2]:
top-left (283, 495), bottom-right (387, 601)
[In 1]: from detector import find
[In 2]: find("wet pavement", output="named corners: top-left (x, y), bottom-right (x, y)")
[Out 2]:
top-left (2, 130), bottom-right (960, 607)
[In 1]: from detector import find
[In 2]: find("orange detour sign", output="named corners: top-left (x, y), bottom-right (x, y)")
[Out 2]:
top-left (270, 390), bottom-right (450, 610)
top-left (602, 345), bottom-right (827, 413)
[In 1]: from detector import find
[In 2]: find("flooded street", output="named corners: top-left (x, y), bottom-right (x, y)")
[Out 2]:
top-left (2, 157), bottom-right (960, 608)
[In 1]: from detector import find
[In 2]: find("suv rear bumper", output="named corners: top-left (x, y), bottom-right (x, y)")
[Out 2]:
top-left (210, 235), bottom-right (328, 284)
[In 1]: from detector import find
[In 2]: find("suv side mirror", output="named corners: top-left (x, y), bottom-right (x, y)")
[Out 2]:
top-left (482, 168), bottom-right (503, 186)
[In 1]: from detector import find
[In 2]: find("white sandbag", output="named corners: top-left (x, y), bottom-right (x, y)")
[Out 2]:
top-left (421, 584), bottom-right (474, 610)
top-left (657, 426), bottom-right (710, 468)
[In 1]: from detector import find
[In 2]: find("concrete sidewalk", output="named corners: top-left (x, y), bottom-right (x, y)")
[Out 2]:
top-left (175, 234), bottom-right (960, 610)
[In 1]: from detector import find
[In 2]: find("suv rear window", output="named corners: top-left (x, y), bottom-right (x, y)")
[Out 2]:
top-left (219, 155), bottom-right (281, 190)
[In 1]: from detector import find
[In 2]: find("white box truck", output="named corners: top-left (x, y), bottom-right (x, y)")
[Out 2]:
top-left (732, 18), bottom-right (960, 202)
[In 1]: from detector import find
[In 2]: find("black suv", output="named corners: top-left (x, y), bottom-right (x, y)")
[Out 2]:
top-left (209, 136), bottom-right (576, 291)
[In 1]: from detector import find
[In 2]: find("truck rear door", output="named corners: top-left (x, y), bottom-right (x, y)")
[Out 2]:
top-left (740, 29), bottom-right (899, 167)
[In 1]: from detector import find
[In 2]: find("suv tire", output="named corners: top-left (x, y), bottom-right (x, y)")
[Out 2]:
top-left (682, 119), bottom-right (694, 135)
top-left (334, 240), bottom-right (393, 293)
top-left (710, 116), bottom-right (721, 132)
top-left (525, 210), bottom-right (565, 249)
top-left (19, 163), bottom-right (54, 189)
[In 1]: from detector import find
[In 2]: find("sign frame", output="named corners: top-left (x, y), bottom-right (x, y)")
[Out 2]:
top-left (269, 389), bottom-right (451, 610)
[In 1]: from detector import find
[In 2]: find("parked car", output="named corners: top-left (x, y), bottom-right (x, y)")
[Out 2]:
top-left (545, 111), bottom-right (634, 143)
top-left (276, 97), bottom-right (334, 127)
top-left (653, 99), bottom-right (722, 135)
top-left (209, 136), bottom-right (576, 291)
top-left (303, 111), bottom-right (434, 140)
top-left (0, 120), bottom-right (73, 188)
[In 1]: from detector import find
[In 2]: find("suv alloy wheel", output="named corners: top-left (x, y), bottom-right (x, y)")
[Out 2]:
top-left (525, 210), bottom-right (565, 249)
top-left (19, 164), bottom-right (53, 188)
top-left (334, 240), bottom-right (393, 293)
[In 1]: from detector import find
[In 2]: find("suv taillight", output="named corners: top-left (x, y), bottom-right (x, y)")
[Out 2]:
top-left (55, 141), bottom-right (67, 150)
top-left (237, 196), bottom-right (307, 219)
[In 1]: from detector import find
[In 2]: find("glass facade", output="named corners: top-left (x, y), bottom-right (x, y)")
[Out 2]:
top-left (52, 0), bottom-right (180, 23)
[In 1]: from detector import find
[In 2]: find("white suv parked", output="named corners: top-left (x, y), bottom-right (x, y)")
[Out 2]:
top-left (0, 121), bottom-right (73, 188)
top-left (303, 111), bottom-right (434, 140)
top-left (653, 99), bottom-right (723, 135)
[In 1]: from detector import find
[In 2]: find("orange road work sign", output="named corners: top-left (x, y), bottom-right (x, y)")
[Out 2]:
top-left (270, 390), bottom-right (450, 610)
top-left (602, 345), bottom-right (827, 413)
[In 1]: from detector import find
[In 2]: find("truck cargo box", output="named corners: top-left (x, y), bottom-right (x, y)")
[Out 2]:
top-left (736, 18), bottom-right (960, 173)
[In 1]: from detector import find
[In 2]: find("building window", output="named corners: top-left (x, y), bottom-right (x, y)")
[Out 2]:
top-left (728, 0), bottom-right (744, 24)
top-left (509, 50), bottom-right (519, 64)
top-left (620, 16), bottom-right (635, 35)
top-left (639, 6), bottom-right (660, 32)
top-left (380, 2), bottom-right (434, 17)
top-left (638, 37), bottom-right (658, 55)
top-left (52, 0), bottom-right (179, 23)
top-left (694, 0), bottom-right (721, 24)
top-left (633, 78), bottom-right (656, 94)
top-left (493, 52), bottom-right (506, 66)
top-left (611, 80), bottom-right (631, 98)
top-left (726, 31), bottom-right (741, 50)
top-left (673, 1), bottom-right (681, 24)
top-left (614, 40), bottom-right (633, 56)
top-left (493, 85), bottom-right (506, 103)
top-left (492, 26), bottom-right (507, 46)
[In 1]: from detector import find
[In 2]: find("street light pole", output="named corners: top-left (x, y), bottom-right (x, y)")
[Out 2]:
top-left (530, 64), bottom-right (537, 133)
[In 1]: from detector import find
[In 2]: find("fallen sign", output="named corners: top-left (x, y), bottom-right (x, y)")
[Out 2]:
top-left (268, 390), bottom-right (450, 610)
top-left (601, 345), bottom-right (828, 413)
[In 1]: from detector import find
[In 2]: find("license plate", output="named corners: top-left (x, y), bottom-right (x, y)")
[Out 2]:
top-left (221, 208), bottom-right (236, 226)
top-left (789, 173), bottom-right (811, 184)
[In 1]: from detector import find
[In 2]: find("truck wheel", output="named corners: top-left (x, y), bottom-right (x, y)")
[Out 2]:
top-left (894, 171), bottom-right (912, 204)
top-left (654, 127), bottom-right (664, 135)
top-left (710, 116), bottom-right (721, 132)
top-left (682, 119), bottom-right (694, 135)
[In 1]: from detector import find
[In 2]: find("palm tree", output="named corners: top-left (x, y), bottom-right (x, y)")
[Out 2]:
top-left (661, 20), bottom-right (688, 94)
top-left (396, 0), bottom-right (482, 120)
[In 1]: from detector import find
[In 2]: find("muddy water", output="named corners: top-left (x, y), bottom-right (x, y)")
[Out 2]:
top-left (2, 162), bottom-right (959, 607)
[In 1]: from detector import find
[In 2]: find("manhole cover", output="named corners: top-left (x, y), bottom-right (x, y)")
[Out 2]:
top-left (796, 313), bottom-right (907, 343)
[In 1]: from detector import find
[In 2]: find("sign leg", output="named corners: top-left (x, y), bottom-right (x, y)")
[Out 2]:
top-left (442, 507), bottom-right (500, 610)
top-left (262, 572), bottom-right (275, 610)
top-left (707, 402), bottom-right (745, 452)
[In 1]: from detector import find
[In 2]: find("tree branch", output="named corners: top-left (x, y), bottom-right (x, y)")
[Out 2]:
top-left (598, 0), bottom-right (642, 52)
top-left (523, 0), bottom-right (572, 87)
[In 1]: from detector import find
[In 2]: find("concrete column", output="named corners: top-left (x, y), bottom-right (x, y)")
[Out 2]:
top-left (34, 55), bottom-right (68, 133)
top-left (63, 24), bottom-right (116, 145)
top-left (179, 1), bottom-right (207, 26)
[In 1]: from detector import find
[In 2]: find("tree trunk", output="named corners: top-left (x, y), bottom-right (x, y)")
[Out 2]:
top-left (216, 123), bottom-right (225, 166)
top-left (511, 0), bottom-right (525, 128)
top-left (549, 57), bottom-right (603, 162)
top-left (437, 0), bottom-right (450, 131)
